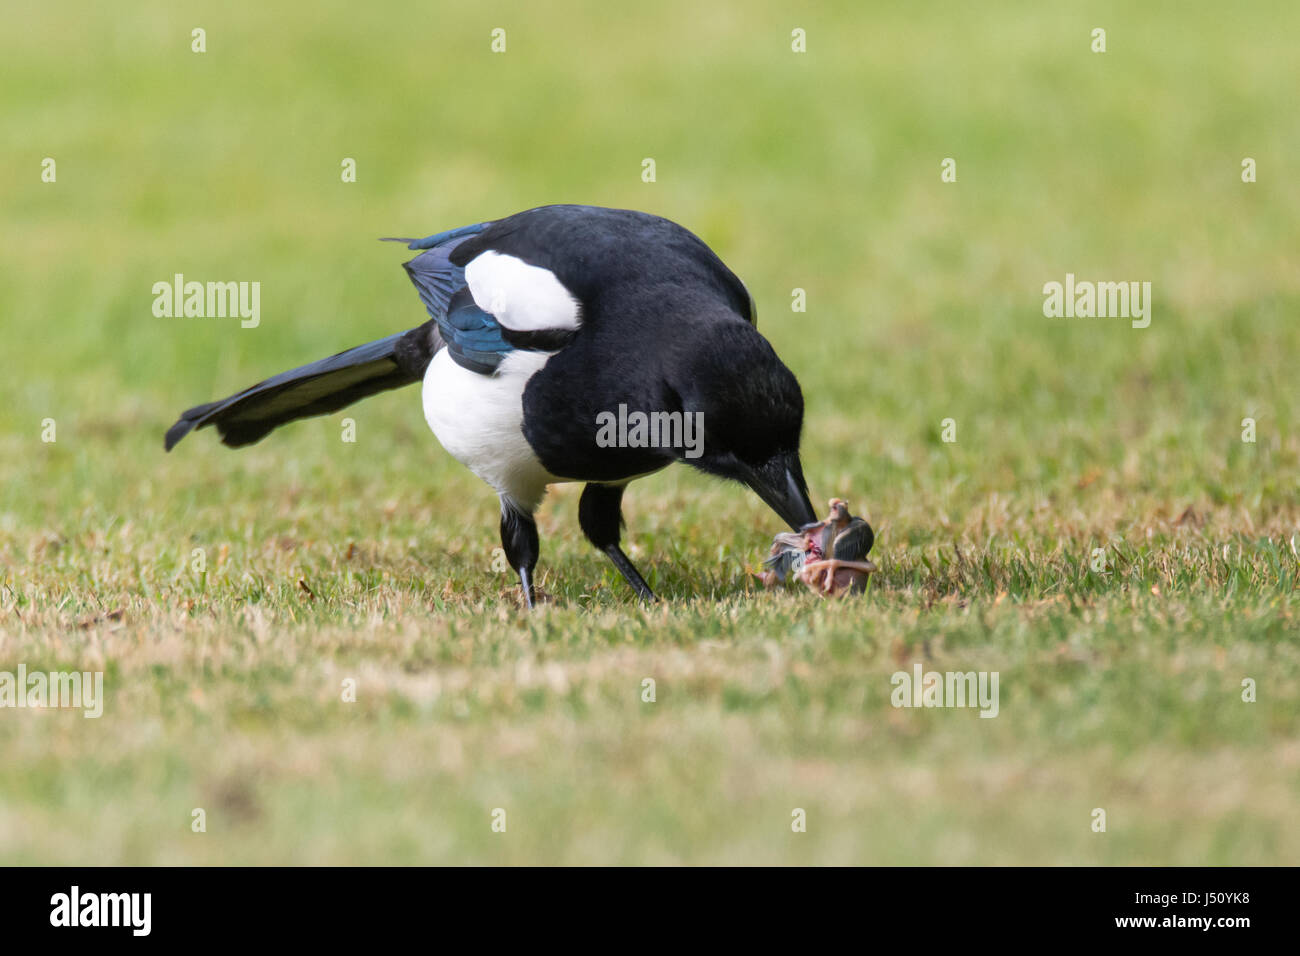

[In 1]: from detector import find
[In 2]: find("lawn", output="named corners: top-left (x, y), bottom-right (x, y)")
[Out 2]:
top-left (1, 0), bottom-right (1297, 864)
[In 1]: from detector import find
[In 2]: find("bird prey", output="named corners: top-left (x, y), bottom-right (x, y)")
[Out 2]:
top-left (762, 498), bottom-right (876, 596)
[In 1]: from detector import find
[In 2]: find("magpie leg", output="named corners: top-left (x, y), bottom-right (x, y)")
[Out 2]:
top-left (578, 482), bottom-right (657, 602)
top-left (499, 498), bottom-right (540, 609)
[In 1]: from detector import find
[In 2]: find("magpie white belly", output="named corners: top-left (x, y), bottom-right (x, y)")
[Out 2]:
top-left (422, 349), bottom-right (567, 512)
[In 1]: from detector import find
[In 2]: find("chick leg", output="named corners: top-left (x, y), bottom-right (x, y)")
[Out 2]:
top-left (801, 558), bottom-right (876, 594)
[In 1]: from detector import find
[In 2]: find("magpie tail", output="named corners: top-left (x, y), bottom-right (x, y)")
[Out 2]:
top-left (164, 322), bottom-right (443, 451)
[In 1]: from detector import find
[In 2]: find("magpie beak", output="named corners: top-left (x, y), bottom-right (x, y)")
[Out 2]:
top-left (742, 453), bottom-right (817, 531)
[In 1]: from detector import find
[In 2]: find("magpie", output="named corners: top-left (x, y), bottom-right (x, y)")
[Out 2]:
top-left (165, 204), bottom-right (818, 607)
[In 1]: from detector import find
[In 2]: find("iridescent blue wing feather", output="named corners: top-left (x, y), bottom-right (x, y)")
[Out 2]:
top-left (391, 223), bottom-right (516, 375)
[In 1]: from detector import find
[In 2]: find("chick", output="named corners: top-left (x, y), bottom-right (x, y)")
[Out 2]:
top-left (798, 498), bottom-right (876, 596)
top-left (762, 498), bottom-right (876, 596)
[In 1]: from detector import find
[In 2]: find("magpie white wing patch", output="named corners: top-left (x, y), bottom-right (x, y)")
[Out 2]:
top-left (463, 251), bottom-right (582, 333)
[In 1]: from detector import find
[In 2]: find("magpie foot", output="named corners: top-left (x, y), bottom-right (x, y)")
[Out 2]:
top-left (517, 566), bottom-right (536, 609)
top-left (578, 482), bottom-right (658, 603)
top-left (604, 544), bottom-right (658, 603)
top-left (500, 499), bottom-right (540, 611)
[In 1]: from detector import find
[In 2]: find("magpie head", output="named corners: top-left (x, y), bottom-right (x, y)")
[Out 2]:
top-left (672, 319), bottom-right (817, 531)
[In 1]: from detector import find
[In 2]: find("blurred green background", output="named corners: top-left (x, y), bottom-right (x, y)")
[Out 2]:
top-left (0, 1), bottom-right (1296, 864)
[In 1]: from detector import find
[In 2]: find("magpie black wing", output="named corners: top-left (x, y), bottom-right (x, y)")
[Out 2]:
top-left (447, 205), bottom-right (757, 326)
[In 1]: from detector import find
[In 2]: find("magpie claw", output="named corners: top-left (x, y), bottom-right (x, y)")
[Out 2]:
top-left (518, 567), bottom-right (536, 610)
top-left (605, 545), bottom-right (658, 603)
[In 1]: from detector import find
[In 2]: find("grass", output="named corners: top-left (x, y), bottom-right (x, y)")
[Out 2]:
top-left (1, 0), bottom-right (1297, 864)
